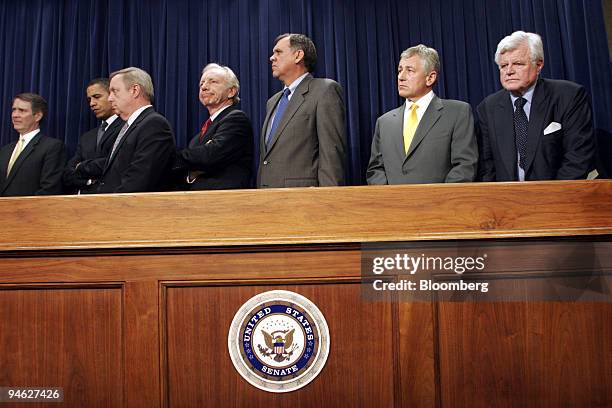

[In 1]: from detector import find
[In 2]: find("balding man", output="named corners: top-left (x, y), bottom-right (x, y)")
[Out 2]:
top-left (91, 67), bottom-right (175, 193)
top-left (173, 63), bottom-right (253, 190)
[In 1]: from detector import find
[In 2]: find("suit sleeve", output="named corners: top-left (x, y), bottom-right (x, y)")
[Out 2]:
top-left (36, 140), bottom-right (66, 195)
top-left (475, 102), bottom-right (496, 181)
top-left (366, 118), bottom-right (388, 185)
top-left (556, 86), bottom-right (595, 179)
top-left (315, 82), bottom-right (346, 186)
top-left (176, 112), bottom-right (253, 172)
top-left (445, 103), bottom-right (478, 182)
top-left (116, 116), bottom-right (175, 193)
top-left (62, 138), bottom-right (87, 190)
top-left (75, 157), bottom-right (106, 179)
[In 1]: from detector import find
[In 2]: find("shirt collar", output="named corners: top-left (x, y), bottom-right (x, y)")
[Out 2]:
top-left (405, 90), bottom-right (435, 111)
top-left (126, 105), bottom-right (152, 126)
top-left (509, 82), bottom-right (536, 106)
top-left (20, 128), bottom-right (40, 143)
top-left (104, 114), bottom-right (119, 127)
top-left (210, 104), bottom-right (232, 122)
top-left (284, 72), bottom-right (309, 95)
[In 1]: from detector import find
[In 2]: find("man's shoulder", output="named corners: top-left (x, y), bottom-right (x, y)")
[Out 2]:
top-left (308, 76), bottom-right (341, 91)
top-left (220, 106), bottom-right (249, 120)
top-left (37, 134), bottom-right (64, 147)
top-left (479, 88), bottom-right (507, 109)
top-left (378, 105), bottom-right (403, 121)
top-left (538, 78), bottom-right (585, 98)
top-left (135, 108), bottom-right (171, 129)
top-left (438, 97), bottom-right (471, 111)
top-left (79, 127), bottom-right (98, 141)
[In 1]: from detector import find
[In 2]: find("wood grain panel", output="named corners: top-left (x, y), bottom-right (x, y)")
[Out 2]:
top-left (0, 248), bottom-right (361, 283)
top-left (398, 301), bottom-right (436, 407)
top-left (164, 283), bottom-right (395, 407)
top-left (0, 181), bottom-right (610, 251)
top-left (0, 288), bottom-right (123, 407)
top-left (437, 300), bottom-right (612, 407)
top-left (124, 281), bottom-right (160, 408)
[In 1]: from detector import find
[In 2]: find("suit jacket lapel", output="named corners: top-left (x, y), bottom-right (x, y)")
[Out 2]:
top-left (261, 92), bottom-right (282, 153)
top-left (404, 96), bottom-right (442, 162)
top-left (389, 105), bottom-right (405, 162)
top-left (104, 107), bottom-right (153, 172)
top-left (263, 74), bottom-right (312, 158)
top-left (200, 106), bottom-right (235, 145)
top-left (524, 79), bottom-right (546, 173)
top-left (0, 141), bottom-right (17, 193)
top-left (98, 118), bottom-right (123, 152)
top-left (4, 133), bottom-right (43, 188)
top-left (493, 94), bottom-right (517, 178)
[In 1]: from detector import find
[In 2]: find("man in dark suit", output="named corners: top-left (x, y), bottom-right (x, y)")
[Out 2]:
top-left (173, 63), bottom-right (253, 190)
top-left (63, 78), bottom-right (125, 193)
top-left (86, 67), bottom-right (175, 193)
top-left (0, 93), bottom-right (65, 196)
top-left (367, 44), bottom-right (477, 184)
top-left (257, 33), bottom-right (346, 188)
top-left (476, 31), bottom-right (595, 181)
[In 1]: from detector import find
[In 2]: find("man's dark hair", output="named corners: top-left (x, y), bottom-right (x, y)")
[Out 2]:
top-left (275, 33), bottom-right (317, 73)
top-left (87, 77), bottom-right (110, 91)
top-left (13, 93), bottom-right (48, 120)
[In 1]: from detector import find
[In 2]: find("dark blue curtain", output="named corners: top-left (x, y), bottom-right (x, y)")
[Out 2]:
top-left (0, 0), bottom-right (610, 184)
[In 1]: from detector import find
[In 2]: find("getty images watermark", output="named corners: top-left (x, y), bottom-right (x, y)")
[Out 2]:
top-left (361, 241), bottom-right (612, 302)
top-left (371, 252), bottom-right (489, 293)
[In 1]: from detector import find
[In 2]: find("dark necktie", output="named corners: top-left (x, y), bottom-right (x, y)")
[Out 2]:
top-left (266, 88), bottom-right (291, 148)
top-left (199, 118), bottom-right (212, 142)
top-left (514, 97), bottom-right (528, 170)
top-left (96, 120), bottom-right (107, 148)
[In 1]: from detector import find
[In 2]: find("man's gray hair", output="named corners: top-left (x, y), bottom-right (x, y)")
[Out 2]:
top-left (494, 31), bottom-right (544, 66)
top-left (110, 67), bottom-right (155, 103)
top-left (400, 44), bottom-right (440, 73)
top-left (202, 63), bottom-right (241, 104)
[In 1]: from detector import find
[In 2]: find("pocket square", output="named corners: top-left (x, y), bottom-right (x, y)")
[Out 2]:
top-left (543, 122), bottom-right (562, 135)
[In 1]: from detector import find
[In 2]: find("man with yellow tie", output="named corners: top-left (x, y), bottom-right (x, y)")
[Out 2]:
top-left (0, 93), bottom-right (65, 196)
top-left (367, 44), bottom-right (477, 184)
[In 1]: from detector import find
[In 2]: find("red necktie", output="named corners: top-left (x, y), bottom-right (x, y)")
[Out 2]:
top-left (199, 118), bottom-right (212, 142)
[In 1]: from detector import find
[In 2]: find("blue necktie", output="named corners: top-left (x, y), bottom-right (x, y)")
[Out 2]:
top-left (514, 97), bottom-right (528, 170)
top-left (266, 88), bottom-right (291, 147)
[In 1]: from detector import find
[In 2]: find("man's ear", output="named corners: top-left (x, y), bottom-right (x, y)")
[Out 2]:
top-left (425, 71), bottom-right (438, 87)
top-left (294, 49), bottom-right (305, 65)
top-left (33, 111), bottom-right (43, 124)
top-left (535, 59), bottom-right (544, 75)
top-left (228, 87), bottom-right (237, 99)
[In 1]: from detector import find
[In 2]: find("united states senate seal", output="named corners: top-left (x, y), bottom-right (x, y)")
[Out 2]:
top-left (227, 290), bottom-right (330, 393)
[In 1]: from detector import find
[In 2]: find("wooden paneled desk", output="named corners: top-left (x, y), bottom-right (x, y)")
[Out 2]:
top-left (0, 181), bottom-right (610, 407)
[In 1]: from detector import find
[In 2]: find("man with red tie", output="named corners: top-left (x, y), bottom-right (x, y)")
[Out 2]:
top-left (173, 63), bottom-right (253, 190)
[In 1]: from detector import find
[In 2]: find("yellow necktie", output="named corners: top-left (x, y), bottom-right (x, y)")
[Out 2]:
top-left (403, 103), bottom-right (419, 154)
top-left (7, 136), bottom-right (25, 176)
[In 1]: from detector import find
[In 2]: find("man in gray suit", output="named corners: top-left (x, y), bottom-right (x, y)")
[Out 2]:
top-left (257, 33), bottom-right (346, 188)
top-left (367, 44), bottom-right (477, 184)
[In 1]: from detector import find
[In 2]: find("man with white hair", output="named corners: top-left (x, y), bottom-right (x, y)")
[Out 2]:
top-left (367, 44), bottom-right (477, 184)
top-left (476, 31), bottom-right (595, 181)
top-left (87, 67), bottom-right (176, 193)
top-left (173, 63), bottom-right (253, 189)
